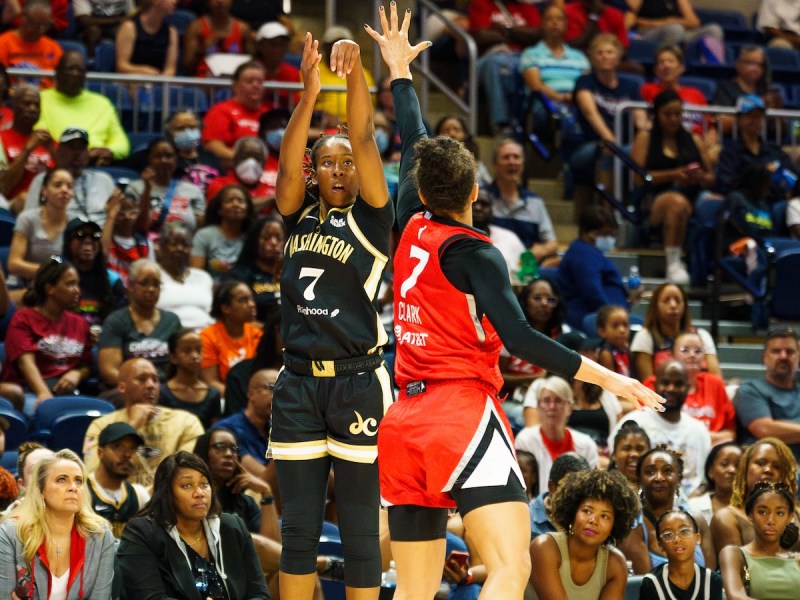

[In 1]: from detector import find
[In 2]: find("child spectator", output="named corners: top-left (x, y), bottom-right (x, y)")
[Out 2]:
top-left (103, 191), bottom-right (152, 287)
top-left (596, 304), bottom-right (631, 377)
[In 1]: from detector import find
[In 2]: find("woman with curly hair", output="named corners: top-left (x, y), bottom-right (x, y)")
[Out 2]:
top-left (710, 437), bottom-right (800, 560)
top-left (529, 469), bottom-right (640, 599)
top-left (0, 449), bottom-right (115, 599)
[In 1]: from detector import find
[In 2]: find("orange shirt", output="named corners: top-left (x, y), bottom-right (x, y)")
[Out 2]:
top-left (200, 321), bottom-right (262, 382)
top-left (0, 31), bottom-right (62, 87)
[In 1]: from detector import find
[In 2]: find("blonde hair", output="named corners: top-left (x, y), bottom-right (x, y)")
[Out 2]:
top-left (4, 449), bottom-right (107, 563)
top-left (537, 376), bottom-right (574, 405)
top-left (730, 438), bottom-right (799, 510)
top-left (589, 33), bottom-right (623, 56)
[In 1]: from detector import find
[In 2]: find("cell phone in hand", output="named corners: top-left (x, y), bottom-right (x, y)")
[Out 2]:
top-left (15, 565), bottom-right (33, 599)
top-left (447, 550), bottom-right (469, 569)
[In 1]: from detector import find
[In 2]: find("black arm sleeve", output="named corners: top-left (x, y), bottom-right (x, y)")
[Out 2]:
top-left (441, 237), bottom-right (582, 380)
top-left (392, 78), bottom-right (428, 233)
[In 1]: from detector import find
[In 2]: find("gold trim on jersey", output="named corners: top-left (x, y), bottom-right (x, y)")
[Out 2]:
top-left (270, 439), bottom-right (329, 460)
top-left (376, 364), bottom-right (395, 414)
top-left (327, 437), bottom-right (377, 463)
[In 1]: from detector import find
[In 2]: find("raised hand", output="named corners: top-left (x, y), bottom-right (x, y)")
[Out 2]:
top-left (330, 39), bottom-right (360, 78)
top-left (364, 2), bottom-right (431, 80)
top-left (299, 32), bottom-right (322, 96)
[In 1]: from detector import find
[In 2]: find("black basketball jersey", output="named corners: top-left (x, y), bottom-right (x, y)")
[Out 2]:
top-left (280, 196), bottom-right (393, 359)
top-left (88, 475), bottom-right (142, 538)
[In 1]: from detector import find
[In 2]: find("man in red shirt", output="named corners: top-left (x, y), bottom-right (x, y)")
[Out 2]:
top-left (564, 0), bottom-right (629, 51)
top-left (202, 60), bottom-right (272, 166)
top-left (0, 84), bottom-right (54, 211)
top-left (253, 21), bottom-right (300, 109)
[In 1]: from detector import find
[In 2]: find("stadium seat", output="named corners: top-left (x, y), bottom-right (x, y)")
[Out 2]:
top-left (49, 413), bottom-right (99, 456)
top-left (679, 76), bottom-right (716, 101)
top-left (58, 40), bottom-right (88, 62)
top-left (626, 39), bottom-right (659, 74)
top-left (166, 9), bottom-right (196, 35)
top-left (765, 47), bottom-right (800, 83)
top-left (31, 396), bottom-right (114, 447)
top-left (695, 9), bottom-right (754, 42)
top-left (769, 248), bottom-right (800, 321)
top-left (93, 41), bottom-right (116, 73)
top-left (0, 449), bottom-right (18, 476)
top-left (128, 131), bottom-right (160, 154)
top-left (0, 407), bottom-right (28, 450)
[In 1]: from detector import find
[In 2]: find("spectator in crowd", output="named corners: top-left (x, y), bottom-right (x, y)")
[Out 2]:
top-left (117, 451), bottom-right (269, 599)
top-left (160, 328), bottom-right (221, 428)
top-left (183, 0), bottom-right (253, 76)
top-left (97, 258), bottom-right (181, 388)
top-left (733, 328), bottom-right (800, 464)
top-left (517, 450), bottom-right (539, 501)
top-left (468, 0), bottom-right (540, 137)
top-left (712, 45), bottom-right (775, 136)
top-left (631, 282), bottom-right (720, 380)
top-left (719, 482), bottom-right (800, 598)
top-left (203, 61), bottom-right (271, 165)
top-left (563, 0), bottom-right (629, 54)
top-left (515, 375), bottom-right (600, 487)
top-left (529, 469), bottom-right (639, 598)
top-left (0, 449), bottom-right (116, 599)
top-left (163, 110), bottom-right (223, 196)
top-left (0, 64), bottom-right (12, 130)
top-left (608, 360), bottom-right (711, 497)
top-left (756, 1), bottom-right (800, 50)
top-left (126, 138), bottom-right (206, 237)
top-left (74, 0), bottom-right (133, 57)
top-left (596, 305), bottom-right (633, 378)
top-left (222, 331), bottom-right (281, 416)
top-left (231, 0), bottom-right (289, 33)
top-left (103, 190), bottom-right (152, 286)
top-left (607, 420), bottom-right (651, 489)
top-left (558, 205), bottom-right (629, 331)
top-left (191, 184), bottom-right (254, 278)
top-left (84, 358), bottom-right (205, 488)
top-left (156, 220), bottom-right (214, 329)
top-left (252, 21), bottom-right (300, 109)
top-left (687, 442), bottom-right (741, 525)
top-left (484, 138), bottom-right (559, 265)
top-left (0, 84), bottom-right (53, 211)
top-left (0, 0), bottom-right (20, 32)
top-left (630, 90), bottom-right (714, 285)
top-left (11, 442), bottom-right (53, 502)
top-left (471, 186), bottom-right (525, 279)
top-left (621, 445), bottom-right (714, 574)
top-left (0, 419), bottom-right (18, 510)
top-left (86, 422), bottom-right (150, 538)
top-left (710, 437), bottom-right (800, 560)
top-left (314, 25), bottom-right (376, 125)
top-left (628, 0), bottom-right (722, 47)
top-left (434, 114), bottom-right (491, 185)
top-left (640, 508), bottom-right (723, 600)
top-left (529, 453), bottom-right (590, 538)
top-left (200, 281), bottom-right (261, 398)
top-left (37, 51), bottom-right (130, 164)
top-left (61, 217), bottom-right (127, 329)
top-left (206, 137), bottom-right (274, 212)
top-left (0, 0), bottom-right (62, 84)
top-left (23, 127), bottom-right (117, 226)
top-left (115, 0), bottom-right (178, 76)
top-left (257, 107), bottom-right (289, 197)
top-left (224, 215), bottom-right (284, 325)
top-left (8, 168), bottom-right (72, 292)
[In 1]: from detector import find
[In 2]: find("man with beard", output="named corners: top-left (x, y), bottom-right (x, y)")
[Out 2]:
top-left (471, 187), bottom-right (525, 279)
top-left (87, 422), bottom-right (150, 538)
top-left (734, 328), bottom-right (800, 463)
top-left (607, 359), bottom-right (710, 496)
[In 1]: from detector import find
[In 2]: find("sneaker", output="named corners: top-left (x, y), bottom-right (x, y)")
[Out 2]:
top-left (666, 263), bottom-right (690, 286)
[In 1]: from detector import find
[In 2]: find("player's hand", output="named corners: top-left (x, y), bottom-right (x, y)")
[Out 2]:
top-left (605, 372), bottom-right (665, 412)
top-left (300, 32), bottom-right (322, 96)
top-left (364, 3), bottom-right (432, 80)
top-left (330, 39), bottom-right (360, 78)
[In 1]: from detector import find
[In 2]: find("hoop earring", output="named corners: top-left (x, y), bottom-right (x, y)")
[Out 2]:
top-left (606, 536), bottom-right (617, 547)
top-left (568, 523), bottom-right (574, 535)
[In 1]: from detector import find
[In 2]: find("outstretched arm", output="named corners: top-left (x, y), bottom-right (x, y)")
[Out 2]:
top-left (275, 33), bottom-right (321, 216)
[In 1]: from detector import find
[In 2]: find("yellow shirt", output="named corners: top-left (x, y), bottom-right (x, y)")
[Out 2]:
top-left (314, 63), bottom-right (376, 124)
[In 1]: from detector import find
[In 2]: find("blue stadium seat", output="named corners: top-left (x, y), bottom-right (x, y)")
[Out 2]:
top-left (0, 207), bottom-right (14, 247)
top-left (32, 396), bottom-right (114, 447)
top-left (770, 248), bottom-right (800, 321)
top-left (0, 408), bottom-right (28, 450)
top-left (695, 9), bottom-right (754, 42)
top-left (617, 72), bottom-right (646, 92)
top-left (58, 40), bottom-right (88, 62)
top-left (626, 39), bottom-right (659, 73)
top-left (50, 413), bottom-right (99, 456)
top-left (679, 76), bottom-right (717, 101)
top-left (128, 131), bottom-right (160, 154)
top-left (772, 200), bottom-right (790, 237)
top-left (87, 82), bottom-right (132, 110)
top-left (0, 449), bottom-right (18, 477)
top-left (766, 47), bottom-right (800, 82)
top-left (93, 41), bottom-right (116, 72)
top-left (166, 9), bottom-right (196, 35)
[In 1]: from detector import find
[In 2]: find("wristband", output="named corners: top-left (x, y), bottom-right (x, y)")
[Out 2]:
top-left (260, 495), bottom-right (275, 506)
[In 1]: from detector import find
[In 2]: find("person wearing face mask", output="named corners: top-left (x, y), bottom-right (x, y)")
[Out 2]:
top-left (206, 136), bottom-right (274, 214)
top-left (257, 107), bottom-right (289, 201)
top-left (165, 110), bottom-right (223, 196)
top-left (558, 205), bottom-right (632, 332)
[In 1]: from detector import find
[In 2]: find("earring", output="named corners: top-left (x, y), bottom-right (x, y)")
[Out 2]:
top-left (568, 524), bottom-right (574, 535)
top-left (41, 498), bottom-right (46, 511)
top-left (606, 536), bottom-right (617, 547)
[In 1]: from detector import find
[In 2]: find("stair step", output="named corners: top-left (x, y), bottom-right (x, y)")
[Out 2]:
top-left (717, 343), bottom-right (763, 364)
top-left (720, 362), bottom-right (764, 381)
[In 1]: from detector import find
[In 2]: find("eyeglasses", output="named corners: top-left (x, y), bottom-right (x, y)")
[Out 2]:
top-left (659, 527), bottom-right (696, 543)
top-left (677, 346), bottom-right (705, 355)
top-left (73, 230), bottom-right (101, 241)
top-left (209, 443), bottom-right (239, 454)
top-left (531, 295), bottom-right (558, 305)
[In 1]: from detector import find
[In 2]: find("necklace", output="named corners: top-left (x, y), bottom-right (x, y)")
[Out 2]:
top-left (55, 542), bottom-right (62, 558)
top-left (182, 527), bottom-right (204, 546)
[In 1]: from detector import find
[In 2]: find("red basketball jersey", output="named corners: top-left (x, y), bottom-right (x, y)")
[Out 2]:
top-left (393, 212), bottom-right (503, 391)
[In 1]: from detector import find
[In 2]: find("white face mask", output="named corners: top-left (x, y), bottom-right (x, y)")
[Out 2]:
top-left (235, 157), bottom-right (263, 185)
top-left (595, 235), bottom-right (616, 255)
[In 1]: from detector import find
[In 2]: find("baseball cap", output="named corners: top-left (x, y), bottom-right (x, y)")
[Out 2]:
top-left (257, 22), bottom-right (290, 41)
top-left (64, 217), bottom-right (101, 238)
top-left (557, 331), bottom-right (602, 353)
top-left (736, 94), bottom-right (766, 114)
top-left (59, 127), bottom-right (89, 144)
top-left (98, 422), bottom-right (145, 447)
top-left (323, 25), bottom-right (354, 44)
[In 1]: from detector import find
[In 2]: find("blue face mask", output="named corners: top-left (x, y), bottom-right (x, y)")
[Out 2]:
top-left (173, 127), bottom-right (201, 151)
top-left (375, 128), bottom-right (390, 155)
top-left (595, 235), bottom-right (616, 255)
top-left (264, 128), bottom-right (285, 153)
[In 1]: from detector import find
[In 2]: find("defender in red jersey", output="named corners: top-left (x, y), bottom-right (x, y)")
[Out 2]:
top-left (367, 6), bottom-right (664, 599)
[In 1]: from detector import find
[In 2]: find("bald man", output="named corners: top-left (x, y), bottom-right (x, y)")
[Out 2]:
top-left (83, 358), bottom-right (204, 488)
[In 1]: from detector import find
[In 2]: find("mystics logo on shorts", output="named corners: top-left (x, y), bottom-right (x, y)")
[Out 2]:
top-left (349, 411), bottom-right (378, 436)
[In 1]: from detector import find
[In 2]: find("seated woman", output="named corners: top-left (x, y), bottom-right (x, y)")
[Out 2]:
top-left (200, 281), bottom-right (262, 398)
top-left (630, 282), bottom-right (720, 381)
top-left (224, 215), bottom-right (285, 326)
top-left (156, 221), bottom-right (214, 330)
top-left (98, 258), bottom-right (181, 388)
top-left (160, 328), bottom-right (221, 428)
top-left (620, 445), bottom-right (714, 574)
top-left (2, 259), bottom-right (92, 408)
top-left (7, 167), bottom-right (73, 296)
top-left (183, 0), bottom-right (254, 76)
top-left (62, 217), bottom-right (127, 330)
top-left (529, 470), bottom-right (639, 599)
top-left (191, 184), bottom-right (255, 279)
top-left (630, 90), bottom-right (714, 285)
top-left (117, 451), bottom-right (269, 600)
top-left (205, 138), bottom-right (275, 214)
top-left (720, 482), bottom-right (800, 600)
top-left (608, 421), bottom-right (651, 490)
top-left (165, 110), bottom-right (224, 196)
top-left (687, 442), bottom-right (742, 525)
top-left (710, 437), bottom-right (800, 560)
top-left (640, 508), bottom-right (723, 600)
top-left (0, 449), bottom-right (115, 600)
top-left (115, 0), bottom-right (178, 76)
top-left (126, 139), bottom-right (206, 239)
top-left (434, 115), bottom-right (491, 186)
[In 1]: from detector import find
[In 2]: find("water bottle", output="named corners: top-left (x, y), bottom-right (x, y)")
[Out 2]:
top-left (627, 265), bottom-right (641, 292)
top-left (381, 560), bottom-right (398, 588)
top-left (517, 250), bottom-right (539, 284)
